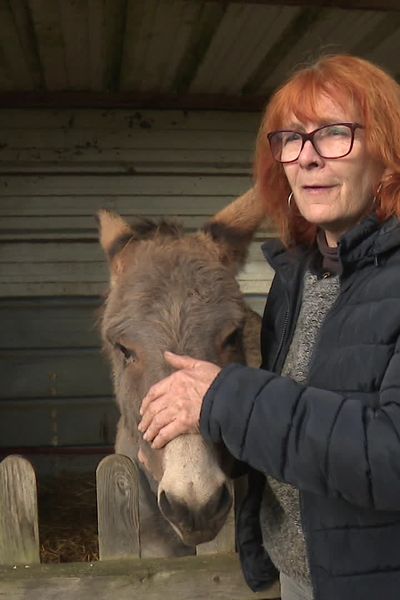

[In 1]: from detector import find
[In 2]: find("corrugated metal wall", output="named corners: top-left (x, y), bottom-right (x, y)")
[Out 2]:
top-left (0, 108), bottom-right (274, 455)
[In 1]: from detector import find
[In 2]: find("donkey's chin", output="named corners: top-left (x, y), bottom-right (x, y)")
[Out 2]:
top-left (170, 521), bottom-right (228, 547)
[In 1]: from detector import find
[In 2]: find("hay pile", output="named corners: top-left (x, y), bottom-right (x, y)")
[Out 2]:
top-left (38, 472), bottom-right (99, 563)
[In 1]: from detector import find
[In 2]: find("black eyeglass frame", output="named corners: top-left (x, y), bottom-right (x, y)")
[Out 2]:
top-left (267, 122), bottom-right (364, 164)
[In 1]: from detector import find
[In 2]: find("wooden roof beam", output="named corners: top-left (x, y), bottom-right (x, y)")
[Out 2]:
top-left (0, 90), bottom-right (267, 110)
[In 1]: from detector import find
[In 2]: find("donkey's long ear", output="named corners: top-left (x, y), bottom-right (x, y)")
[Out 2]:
top-left (202, 187), bottom-right (265, 271)
top-left (97, 210), bottom-right (133, 278)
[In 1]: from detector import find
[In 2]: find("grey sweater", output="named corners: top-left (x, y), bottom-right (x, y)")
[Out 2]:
top-left (260, 270), bottom-right (340, 583)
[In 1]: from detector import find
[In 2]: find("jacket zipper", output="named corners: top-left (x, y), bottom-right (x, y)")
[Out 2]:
top-left (271, 268), bottom-right (305, 374)
top-left (272, 304), bottom-right (289, 374)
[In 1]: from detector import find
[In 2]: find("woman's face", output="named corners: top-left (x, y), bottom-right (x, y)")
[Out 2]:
top-left (282, 95), bottom-right (385, 246)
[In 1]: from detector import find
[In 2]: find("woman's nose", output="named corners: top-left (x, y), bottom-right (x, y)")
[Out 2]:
top-left (298, 139), bottom-right (323, 167)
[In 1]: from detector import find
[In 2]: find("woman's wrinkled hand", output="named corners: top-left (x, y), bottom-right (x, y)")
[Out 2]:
top-left (138, 351), bottom-right (221, 449)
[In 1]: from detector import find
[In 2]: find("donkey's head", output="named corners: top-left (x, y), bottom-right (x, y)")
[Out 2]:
top-left (98, 189), bottom-right (264, 546)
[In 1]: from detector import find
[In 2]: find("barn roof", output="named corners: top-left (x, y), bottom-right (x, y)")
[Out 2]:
top-left (0, 0), bottom-right (399, 110)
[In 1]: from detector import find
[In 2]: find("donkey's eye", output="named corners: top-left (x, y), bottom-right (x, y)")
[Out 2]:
top-left (222, 328), bottom-right (242, 349)
top-left (116, 342), bottom-right (136, 364)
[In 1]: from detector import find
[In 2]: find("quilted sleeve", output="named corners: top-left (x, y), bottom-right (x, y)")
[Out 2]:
top-left (200, 336), bottom-right (400, 511)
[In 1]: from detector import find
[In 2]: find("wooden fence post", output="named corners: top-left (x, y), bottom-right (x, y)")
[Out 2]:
top-left (0, 455), bottom-right (40, 565)
top-left (96, 454), bottom-right (140, 560)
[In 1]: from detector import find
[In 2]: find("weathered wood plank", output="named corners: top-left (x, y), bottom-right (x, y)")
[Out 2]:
top-left (87, 0), bottom-right (106, 91)
top-left (0, 260), bottom-right (108, 283)
top-left (0, 149), bottom-right (253, 173)
top-left (0, 217), bottom-right (273, 238)
top-left (28, 0), bottom-right (67, 90)
top-left (119, 0), bottom-right (159, 92)
top-left (8, 0), bottom-right (44, 90)
top-left (0, 349), bottom-right (112, 399)
top-left (0, 127), bottom-right (256, 151)
top-left (0, 109), bottom-right (260, 131)
top-left (0, 173), bottom-right (251, 196)
top-left (97, 0), bottom-right (127, 92)
top-left (0, 263), bottom-right (272, 296)
top-left (0, 397), bottom-right (117, 448)
top-left (0, 281), bottom-right (105, 296)
top-left (0, 239), bottom-right (267, 262)
top-left (0, 194), bottom-right (248, 216)
top-left (121, 0), bottom-right (198, 94)
top-left (190, 4), bottom-right (295, 95)
top-left (0, 1), bottom-right (33, 90)
top-left (0, 456), bottom-right (39, 565)
top-left (96, 454), bottom-right (140, 560)
top-left (0, 214), bottom-right (245, 233)
top-left (0, 295), bottom-right (266, 350)
top-left (0, 255), bottom-right (271, 279)
top-left (0, 279), bottom-right (272, 298)
top-left (58, 0), bottom-right (90, 90)
top-left (0, 232), bottom-right (270, 243)
top-left (193, 4), bottom-right (297, 96)
top-left (0, 297), bottom-right (102, 348)
top-left (0, 554), bottom-right (281, 600)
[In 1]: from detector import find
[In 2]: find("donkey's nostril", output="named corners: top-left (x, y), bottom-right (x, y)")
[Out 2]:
top-left (158, 483), bottom-right (233, 545)
top-left (159, 490), bottom-right (190, 523)
top-left (158, 490), bottom-right (172, 517)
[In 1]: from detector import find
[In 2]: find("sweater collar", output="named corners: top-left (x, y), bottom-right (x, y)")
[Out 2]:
top-left (316, 230), bottom-right (341, 275)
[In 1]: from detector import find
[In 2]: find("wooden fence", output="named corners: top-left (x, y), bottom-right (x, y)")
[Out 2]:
top-left (0, 454), bottom-right (280, 600)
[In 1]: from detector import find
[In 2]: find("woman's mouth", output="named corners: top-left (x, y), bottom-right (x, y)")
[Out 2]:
top-left (302, 185), bottom-right (337, 194)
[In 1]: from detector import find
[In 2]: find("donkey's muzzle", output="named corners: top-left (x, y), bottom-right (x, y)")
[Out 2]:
top-left (158, 483), bottom-right (232, 546)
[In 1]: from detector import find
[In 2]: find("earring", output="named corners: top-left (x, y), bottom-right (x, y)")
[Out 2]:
top-left (372, 182), bottom-right (383, 207)
top-left (288, 192), bottom-right (293, 207)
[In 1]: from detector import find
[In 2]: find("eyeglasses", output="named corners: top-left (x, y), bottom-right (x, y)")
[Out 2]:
top-left (267, 122), bottom-right (364, 164)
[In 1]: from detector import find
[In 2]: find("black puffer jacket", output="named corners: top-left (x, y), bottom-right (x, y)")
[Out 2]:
top-left (200, 214), bottom-right (400, 600)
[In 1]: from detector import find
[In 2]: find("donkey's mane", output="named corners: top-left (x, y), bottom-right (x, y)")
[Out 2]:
top-left (133, 218), bottom-right (184, 240)
top-left (107, 218), bottom-right (184, 260)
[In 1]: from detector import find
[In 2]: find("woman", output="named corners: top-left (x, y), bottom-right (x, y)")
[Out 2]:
top-left (139, 55), bottom-right (400, 600)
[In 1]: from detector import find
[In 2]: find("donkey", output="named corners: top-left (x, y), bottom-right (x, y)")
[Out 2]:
top-left (98, 189), bottom-right (265, 557)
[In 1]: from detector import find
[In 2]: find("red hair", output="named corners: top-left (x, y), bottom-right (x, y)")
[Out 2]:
top-left (255, 55), bottom-right (400, 246)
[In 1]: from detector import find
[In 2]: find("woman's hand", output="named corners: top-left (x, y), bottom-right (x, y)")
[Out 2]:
top-left (138, 351), bottom-right (221, 449)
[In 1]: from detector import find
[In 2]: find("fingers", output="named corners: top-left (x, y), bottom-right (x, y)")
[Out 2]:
top-left (164, 351), bottom-right (198, 369)
top-left (138, 355), bottom-right (221, 449)
top-left (139, 404), bottom-right (175, 443)
top-left (140, 377), bottom-right (172, 415)
top-left (140, 354), bottom-right (200, 415)
top-left (150, 421), bottom-right (193, 450)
